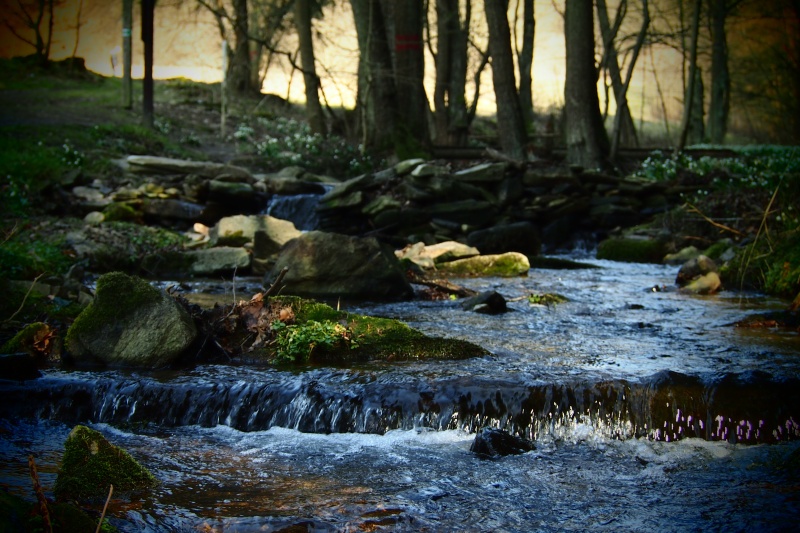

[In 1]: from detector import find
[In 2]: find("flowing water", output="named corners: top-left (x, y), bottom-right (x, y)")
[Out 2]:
top-left (1, 257), bottom-right (799, 531)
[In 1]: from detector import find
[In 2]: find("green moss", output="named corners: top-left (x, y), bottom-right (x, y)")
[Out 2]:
top-left (65, 272), bottom-right (162, 353)
top-left (596, 237), bottom-right (668, 264)
top-left (702, 240), bottom-right (733, 260)
top-left (0, 225), bottom-right (75, 280)
top-left (264, 296), bottom-right (488, 364)
top-left (1, 322), bottom-right (49, 354)
top-left (527, 293), bottom-right (569, 306)
top-left (0, 281), bottom-right (85, 325)
top-left (53, 425), bottom-right (157, 503)
top-left (102, 202), bottom-right (141, 223)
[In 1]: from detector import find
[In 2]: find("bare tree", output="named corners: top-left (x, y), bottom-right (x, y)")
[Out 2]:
top-left (514, 0), bottom-right (535, 131)
top-left (1, 0), bottom-right (60, 66)
top-left (597, 0), bottom-right (650, 160)
top-left (433, 0), bottom-right (471, 145)
top-left (142, 0), bottom-right (157, 129)
top-left (484, 0), bottom-right (527, 160)
top-left (295, 0), bottom-right (326, 134)
top-left (676, 0), bottom-right (702, 153)
top-left (564, 0), bottom-right (609, 168)
top-left (707, 0), bottom-right (743, 144)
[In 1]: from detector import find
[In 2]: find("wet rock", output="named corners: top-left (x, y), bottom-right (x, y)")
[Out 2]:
top-left (395, 158), bottom-right (426, 175)
top-left (676, 255), bottom-right (718, 286)
top-left (54, 425), bottom-right (157, 503)
top-left (467, 221), bottom-right (541, 257)
top-left (65, 272), bottom-right (197, 368)
top-left (396, 241), bottom-right (480, 269)
top-left (186, 247), bottom-right (251, 275)
top-left (209, 214), bottom-right (301, 248)
top-left (596, 237), bottom-right (669, 264)
top-left (436, 252), bottom-right (530, 277)
top-left (141, 198), bottom-right (205, 222)
top-left (83, 211), bottom-right (104, 224)
top-left (470, 427), bottom-right (535, 458)
top-left (460, 291), bottom-right (508, 314)
top-left (663, 246), bottom-right (701, 266)
top-left (127, 155), bottom-right (252, 179)
top-left (453, 162), bottom-right (507, 183)
top-left (675, 255), bottom-right (721, 294)
top-left (267, 231), bottom-right (413, 300)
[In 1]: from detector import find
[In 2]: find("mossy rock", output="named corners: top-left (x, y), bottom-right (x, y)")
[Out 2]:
top-left (596, 237), bottom-right (668, 264)
top-left (102, 201), bottom-right (142, 223)
top-left (1, 322), bottom-right (49, 354)
top-left (265, 296), bottom-right (489, 364)
top-left (65, 272), bottom-right (197, 368)
top-left (53, 425), bottom-right (157, 503)
top-left (435, 252), bottom-right (530, 277)
top-left (0, 490), bottom-right (32, 532)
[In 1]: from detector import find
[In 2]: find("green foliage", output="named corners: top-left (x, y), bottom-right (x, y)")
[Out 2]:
top-left (238, 117), bottom-right (380, 178)
top-left (0, 224), bottom-right (74, 279)
top-left (721, 231), bottom-right (800, 298)
top-left (272, 319), bottom-right (357, 363)
top-left (0, 134), bottom-right (77, 217)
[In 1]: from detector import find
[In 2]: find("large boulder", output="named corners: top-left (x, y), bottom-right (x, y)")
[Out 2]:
top-left (266, 231), bottom-right (414, 300)
top-left (54, 425), bottom-right (157, 503)
top-left (436, 252), bottom-right (530, 277)
top-left (65, 272), bottom-right (197, 368)
top-left (467, 221), bottom-right (541, 257)
top-left (209, 214), bottom-right (301, 247)
top-left (676, 255), bottom-right (722, 294)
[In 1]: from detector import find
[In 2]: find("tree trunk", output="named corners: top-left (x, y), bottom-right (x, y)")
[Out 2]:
top-left (351, 0), bottom-right (397, 152)
top-left (517, 0), bottom-right (535, 131)
top-left (708, 0), bottom-right (731, 144)
top-left (687, 65), bottom-right (705, 143)
top-left (596, 0), bottom-right (638, 150)
top-left (142, 0), bottom-right (156, 129)
top-left (390, 0), bottom-right (430, 155)
top-left (564, 0), bottom-right (608, 169)
top-left (484, 0), bottom-right (527, 160)
top-left (434, 0), bottom-right (470, 145)
top-left (676, 0), bottom-right (702, 153)
top-left (122, 0), bottom-right (133, 109)
top-left (227, 0), bottom-right (252, 95)
top-left (295, 0), bottom-right (326, 134)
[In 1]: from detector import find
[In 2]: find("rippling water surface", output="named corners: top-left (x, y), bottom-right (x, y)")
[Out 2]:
top-left (1, 257), bottom-right (799, 531)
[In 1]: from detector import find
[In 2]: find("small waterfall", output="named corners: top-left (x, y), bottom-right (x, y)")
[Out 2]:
top-left (262, 185), bottom-right (332, 231)
top-left (2, 369), bottom-right (798, 444)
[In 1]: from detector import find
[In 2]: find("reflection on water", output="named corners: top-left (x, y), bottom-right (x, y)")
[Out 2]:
top-left (1, 257), bottom-right (799, 530)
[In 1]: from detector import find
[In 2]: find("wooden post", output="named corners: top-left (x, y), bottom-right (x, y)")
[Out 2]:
top-left (122, 0), bottom-right (133, 109)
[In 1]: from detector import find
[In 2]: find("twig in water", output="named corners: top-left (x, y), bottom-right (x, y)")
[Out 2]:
top-left (28, 455), bottom-right (52, 533)
top-left (95, 484), bottom-right (114, 533)
top-left (264, 267), bottom-right (289, 298)
top-left (684, 202), bottom-right (744, 237)
top-left (5, 272), bottom-right (46, 324)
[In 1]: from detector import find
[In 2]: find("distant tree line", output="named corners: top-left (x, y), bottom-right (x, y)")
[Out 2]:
top-left (2, 0), bottom-right (799, 166)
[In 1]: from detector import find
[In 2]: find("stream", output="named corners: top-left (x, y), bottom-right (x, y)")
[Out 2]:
top-left (1, 256), bottom-right (799, 531)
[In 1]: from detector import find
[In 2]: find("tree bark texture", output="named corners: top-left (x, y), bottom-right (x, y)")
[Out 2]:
top-left (596, 0), bottom-right (638, 150)
top-left (708, 0), bottom-right (732, 144)
top-left (434, 0), bottom-right (470, 145)
top-left (142, 0), bottom-right (156, 129)
top-left (564, 0), bottom-right (609, 169)
top-left (227, 0), bottom-right (252, 95)
top-left (387, 0), bottom-right (430, 152)
top-left (295, 0), bottom-right (326, 134)
top-left (677, 0), bottom-right (702, 153)
top-left (350, 0), bottom-right (397, 152)
top-left (484, 0), bottom-right (527, 160)
top-left (517, 0), bottom-right (535, 131)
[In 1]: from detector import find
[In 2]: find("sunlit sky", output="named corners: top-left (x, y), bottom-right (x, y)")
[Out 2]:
top-left (0, 0), bottom-right (686, 124)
